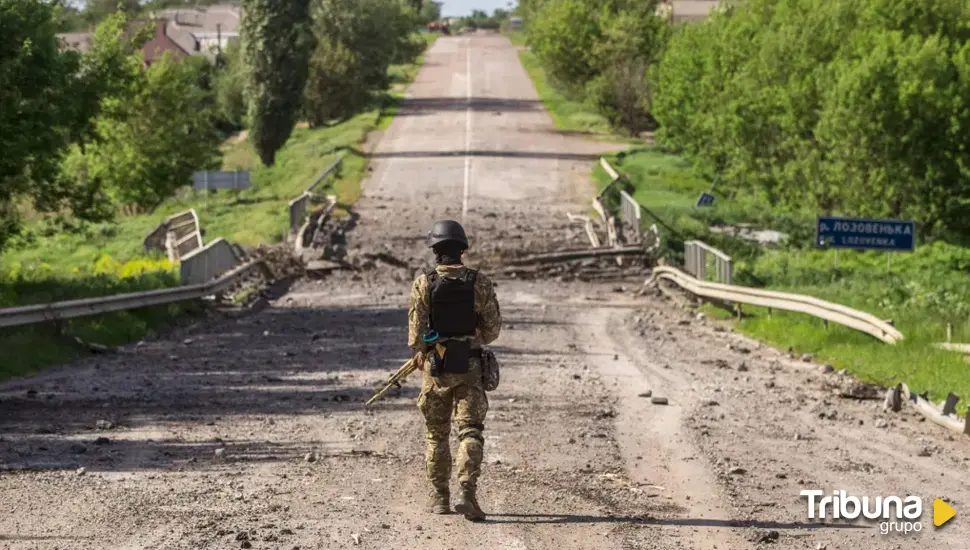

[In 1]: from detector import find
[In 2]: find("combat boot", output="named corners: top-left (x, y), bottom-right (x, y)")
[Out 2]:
top-left (454, 485), bottom-right (486, 521)
top-left (428, 488), bottom-right (451, 514)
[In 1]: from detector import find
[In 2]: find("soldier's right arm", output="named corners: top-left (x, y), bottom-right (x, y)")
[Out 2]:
top-left (408, 273), bottom-right (432, 354)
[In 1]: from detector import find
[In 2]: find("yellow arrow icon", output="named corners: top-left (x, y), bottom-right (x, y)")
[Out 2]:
top-left (934, 499), bottom-right (956, 527)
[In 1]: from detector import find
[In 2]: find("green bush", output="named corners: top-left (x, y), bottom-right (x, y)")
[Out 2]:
top-left (651, 0), bottom-right (970, 244)
top-left (303, 38), bottom-right (366, 125)
top-left (524, 0), bottom-right (667, 135)
top-left (527, 0), bottom-right (599, 93)
top-left (214, 40), bottom-right (248, 130)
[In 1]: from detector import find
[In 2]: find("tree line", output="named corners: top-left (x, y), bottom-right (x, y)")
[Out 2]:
top-left (458, 8), bottom-right (512, 30)
top-left (519, 0), bottom-right (970, 244)
top-left (0, 0), bottom-right (429, 254)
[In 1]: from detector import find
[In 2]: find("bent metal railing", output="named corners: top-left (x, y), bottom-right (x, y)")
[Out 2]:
top-left (0, 260), bottom-right (271, 329)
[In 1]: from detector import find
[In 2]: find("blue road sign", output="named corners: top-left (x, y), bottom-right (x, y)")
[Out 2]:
top-left (696, 192), bottom-right (715, 207)
top-left (816, 216), bottom-right (915, 251)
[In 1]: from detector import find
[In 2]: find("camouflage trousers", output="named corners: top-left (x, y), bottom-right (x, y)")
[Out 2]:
top-left (417, 357), bottom-right (489, 492)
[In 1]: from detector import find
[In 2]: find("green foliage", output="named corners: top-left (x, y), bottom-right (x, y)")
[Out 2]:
top-left (1, 43), bottom-right (432, 281)
top-left (524, 0), bottom-right (667, 134)
top-left (302, 0), bottom-right (425, 126)
top-left (458, 7), bottom-right (508, 30)
top-left (311, 0), bottom-right (415, 92)
top-left (585, 3), bottom-right (667, 134)
top-left (80, 0), bottom-right (141, 28)
top-left (213, 39), bottom-right (248, 131)
top-left (416, 0), bottom-right (441, 24)
top-left (0, 9), bottom-right (172, 251)
top-left (651, 0), bottom-right (970, 243)
top-left (54, 3), bottom-right (87, 32)
top-left (303, 38), bottom-right (366, 126)
top-left (241, 0), bottom-right (314, 166)
top-left (527, 0), bottom-right (599, 93)
top-left (0, 0), bottom-right (81, 250)
top-left (518, 50), bottom-right (613, 135)
top-left (65, 52), bottom-right (223, 214)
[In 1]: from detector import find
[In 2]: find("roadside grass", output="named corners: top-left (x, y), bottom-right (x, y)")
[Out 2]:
top-left (0, 36), bottom-right (435, 383)
top-left (506, 30), bottom-right (527, 46)
top-left (517, 50), bottom-right (614, 137)
top-left (1, 264), bottom-right (203, 380)
top-left (701, 303), bottom-right (970, 415)
top-left (601, 147), bottom-right (970, 414)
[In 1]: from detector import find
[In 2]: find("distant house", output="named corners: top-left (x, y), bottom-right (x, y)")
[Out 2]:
top-left (139, 18), bottom-right (191, 66)
top-left (657, 0), bottom-right (721, 23)
top-left (156, 4), bottom-right (242, 58)
top-left (55, 3), bottom-right (242, 64)
top-left (56, 18), bottom-right (190, 66)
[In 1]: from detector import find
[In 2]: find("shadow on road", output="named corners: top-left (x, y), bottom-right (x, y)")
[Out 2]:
top-left (0, 296), bottom-right (617, 474)
top-left (394, 97), bottom-right (542, 114)
top-left (0, 304), bottom-right (419, 472)
top-left (340, 145), bottom-right (600, 162)
top-left (486, 513), bottom-right (870, 530)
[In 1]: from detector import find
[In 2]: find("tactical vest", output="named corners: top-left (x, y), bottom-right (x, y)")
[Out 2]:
top-left (427, 268), bottom-right (478, 337)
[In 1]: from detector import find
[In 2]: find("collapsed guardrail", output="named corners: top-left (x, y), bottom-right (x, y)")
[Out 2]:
top-left (289, 154), bottom-right (343, 246)
top-left (144, 209), bottom-right (204, 261)
top-left (573, 158), bottom-right (660, 257)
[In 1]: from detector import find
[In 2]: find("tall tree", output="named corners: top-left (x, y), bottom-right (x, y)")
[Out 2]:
top-left (241, 0), bottom-right (314, 166)
top-left (418, 0), bottom-right (441, 24)
top-left (0, 0), bottom-right (80, 251)
top-left (82, 0), bottom-right (141, 27)
top-left (311, 0), bottom-right (414, 91)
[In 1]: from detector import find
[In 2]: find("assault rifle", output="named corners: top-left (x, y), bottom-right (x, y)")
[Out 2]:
top-left (366, 352), bottom-right (425, 406)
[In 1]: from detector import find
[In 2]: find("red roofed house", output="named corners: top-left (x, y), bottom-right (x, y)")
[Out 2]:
top-left (138, 18), bottom-right (192, 66)
top-left (57, 17), bottom-right (194, 67)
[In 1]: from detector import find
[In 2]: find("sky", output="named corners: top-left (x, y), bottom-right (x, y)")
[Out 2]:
top-left (440, 0), bottom-right (517, 17)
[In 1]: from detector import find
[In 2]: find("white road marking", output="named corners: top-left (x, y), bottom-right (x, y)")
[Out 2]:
top-left (462, 39), bottom-right (473, 224)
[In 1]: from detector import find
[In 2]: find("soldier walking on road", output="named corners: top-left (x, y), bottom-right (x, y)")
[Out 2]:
top-left (408, 220), bottom-right (502, 521)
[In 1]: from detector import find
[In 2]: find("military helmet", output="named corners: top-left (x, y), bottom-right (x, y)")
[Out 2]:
top-left (427, 220), bottom-right (468, 248)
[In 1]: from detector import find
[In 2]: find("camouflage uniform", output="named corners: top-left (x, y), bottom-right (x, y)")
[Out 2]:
top-left (408, 264), bottom-right (502, 509)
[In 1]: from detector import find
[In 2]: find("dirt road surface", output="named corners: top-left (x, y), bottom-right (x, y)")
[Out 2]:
top-left (2, 35), bottom-right (969, 550)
